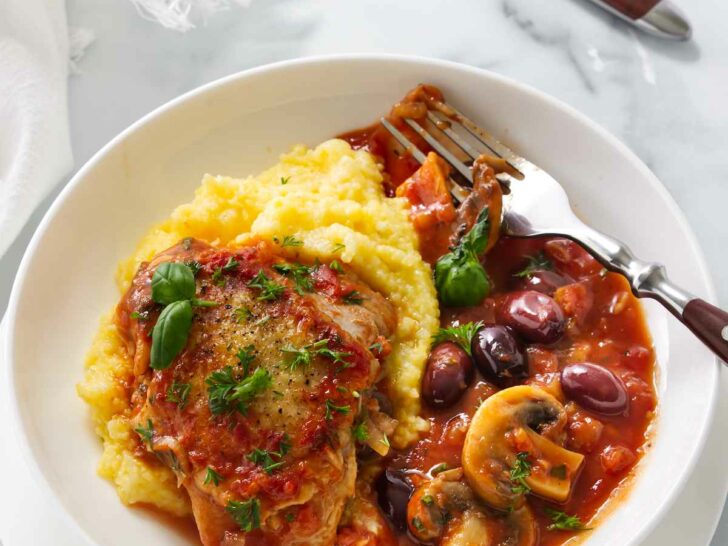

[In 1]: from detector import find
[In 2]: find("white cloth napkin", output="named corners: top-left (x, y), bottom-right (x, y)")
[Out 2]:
top-left (0, 0), bottom-right (72, 257)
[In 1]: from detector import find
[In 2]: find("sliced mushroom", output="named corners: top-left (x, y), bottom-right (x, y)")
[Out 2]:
top-left (441, 505), bottom-right (537, 546)
top-left (462, 385), bottom-right (584, 510)
top-left (406, 468), bottom-right (537, 546)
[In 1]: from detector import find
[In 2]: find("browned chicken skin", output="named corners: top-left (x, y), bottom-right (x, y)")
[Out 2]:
top-left (117, 239), bottom-right (396, 546)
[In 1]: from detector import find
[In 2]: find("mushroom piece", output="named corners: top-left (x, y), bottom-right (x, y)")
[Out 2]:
top-left (441, 506), bottom-right (537, 546)
top-left (462, 385), bottom-right (584, 510)
top-left (406, 468), bottom-right (537, 546)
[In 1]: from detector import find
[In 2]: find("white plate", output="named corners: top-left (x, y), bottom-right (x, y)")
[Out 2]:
top-left (2, 55), bottom-right (723, 546)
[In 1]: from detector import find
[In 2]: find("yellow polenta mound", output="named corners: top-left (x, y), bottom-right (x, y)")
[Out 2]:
top-left (78, 139), bottom-right (439, 514)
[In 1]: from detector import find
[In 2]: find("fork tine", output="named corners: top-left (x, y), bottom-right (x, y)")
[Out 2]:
top-left (380, 118), bottom-right (427, 164)
top-left (380, 118), bottom-right (471, 204)
top-left (426, 111), bottom-right (480, 161)
top-left (403, 118), bottom-right (474, 184)
top-left (443, 102), bottom-right (529, 174)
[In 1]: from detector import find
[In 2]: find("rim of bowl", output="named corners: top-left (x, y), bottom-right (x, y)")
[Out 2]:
top-left (2, 53), bottom-right (721, 546)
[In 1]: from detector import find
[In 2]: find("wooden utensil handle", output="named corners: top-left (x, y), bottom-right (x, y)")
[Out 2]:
top-left (683, 299), bottom-right (728, 364)
top-left (600, 0), bottom-right (660, 19)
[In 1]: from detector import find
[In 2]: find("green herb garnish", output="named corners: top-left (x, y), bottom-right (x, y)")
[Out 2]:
top-left (150, 300), bottom-right (193, 370)
top-left (233, 306), bottom-right (252, 323)
top-left (280, 176), bottom-right (290, 185)
top-left (434, 207), bottom-right (492, 307)
top-left (421, 495), bottom-right (435, 506)
top-left (134, 419), bottom-right (154, 447)
top-left (510, 451), bottom-right (532, 495)
top-left (247, 271), bottom-right (285, 301)
top-left (185, 260), bottom-right (202, 276)
top-left (544, 508), bottom-right (591, 531)
top-left (329, 260), bottom-right (344, 273)
top-left (411, 517), bottom-right (426, 533)
top-left (226, 498), bottom-right (261, 532)
top-left (332, 243), bottom-right (345, 253)
top-left (324, 399), bottom-right (350, 420)
top-left (352, 422), bottom-right (369, 442)
top-left (236, 345), bottom-right (256, 377)
top-left (273, 262), bottom-right (313, 295)
top-left (206, 366), bottom-right (272, 415)
top-left (431, 463), bottom-right (448, 475)
top-left (277, 235), bottom-right (303, 248)
top-left (222, 256), bottom-right (239, 272)
top-left (281, 339), bottom-right (352, 370)
top-left (166, 381), bottom-right (191, 408)
top-left (204, 467), bottom-right (223, 486)
top-left (431, 321), bottom-right (483, 355)
top-left (151, 262), bottom-right (196, 305)
top-left (513, 252), bottom-right (552, 278)
top-left (247, 435), bottom-right (291, 474)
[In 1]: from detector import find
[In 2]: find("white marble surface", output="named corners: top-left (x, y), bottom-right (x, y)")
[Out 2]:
top-left (0, 0), bottom-right (725, 543)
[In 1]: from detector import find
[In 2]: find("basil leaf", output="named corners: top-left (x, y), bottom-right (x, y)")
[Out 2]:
top-left (434, 208), bottom-right (491, 307)
top-left (151, 300), bottom-right (193, 369)
top-left (151, 262), bottom-right (196, 305)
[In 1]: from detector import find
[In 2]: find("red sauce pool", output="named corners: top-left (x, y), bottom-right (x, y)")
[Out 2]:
top-left (342, 123), bottom-right (657, 546)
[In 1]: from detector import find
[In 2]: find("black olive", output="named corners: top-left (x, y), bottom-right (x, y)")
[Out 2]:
top-left (422, 342), bottom-right (474, 409)
top-left (471, 324), bottom-right (527, 387)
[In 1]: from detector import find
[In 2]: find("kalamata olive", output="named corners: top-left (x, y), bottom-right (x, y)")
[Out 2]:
top-left (376, 469), bottom-right (413, 531)
top-left (513, 270), bottom-right (571, 295)
top-left (497, 290), bottom-right (565, 344)
top-left (561, 363), bottom-right (629, 416)
top-left (422, 342), bottom-right (474, 409)
top-left (471, 324), bottom-right (527, 387)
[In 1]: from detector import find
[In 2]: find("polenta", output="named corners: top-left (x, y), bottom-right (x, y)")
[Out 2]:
top-left (78, 139), bottom-right (439, 515)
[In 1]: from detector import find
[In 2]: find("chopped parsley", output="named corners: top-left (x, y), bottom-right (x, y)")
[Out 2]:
top-left (184, 260), bottom-right (202, 276)
top-left (514, 252), bottom-right (552, 278)
top-left (329, 260), bottom-right (344, 273)
top-left (206, 366), bottom-right (272, 415)
top-left (421, 495), bottom-right (435, 506)
top-left (280, 176), bottom-right (290, 185)
top-left (411, 517), bottom-right (426, 533)
top-left (134, 419), bottom-right (154, 447)
top-left (272, 262), bottom-right (313, 295)
top-left (276, 235), bottom-right (303, 248)
top-left (332, 243), bottom-right (345, 253)
top-left (369, 341), bottom-right (383, 353)
top-left (352, 422), bottom-right (369, 442)
top-left (236, 345), bottom-right (256, 376)
top-left (431, 321), bottom-right (483, 356)
top-left (510, 451), bottom-right (532, 495)
top-left (324, 399), bottom-right (350, 420)
top-left (544, 508), bottom-right (591, 531)
top-left (130, 310), bottom-right (148, 321)
top-left (166, 381), bottom-right (191, 409)
top-left (233, 306), bottom-right (252, 323)
top-left (222, 256), bottom-right (239, 272)
top-left (211, 268), bottom-right (225, 287)
top-left (342, 290), bottom-right (363, 305)
top-left (281, 339), bottom-right (352, 371)
top-left (247, 270), bottom-right (285, 301)
top-left (226, 498), bottom-right (261, 532)
top-left (204, 467), bottom-right (223, 486)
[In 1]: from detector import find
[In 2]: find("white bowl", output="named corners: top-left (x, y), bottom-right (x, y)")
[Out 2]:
top-left (3, 55), bottom-right (720, 546)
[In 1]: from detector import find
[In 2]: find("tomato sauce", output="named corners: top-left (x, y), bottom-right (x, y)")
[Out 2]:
top-left (342, 121), bottom-right (656, 545)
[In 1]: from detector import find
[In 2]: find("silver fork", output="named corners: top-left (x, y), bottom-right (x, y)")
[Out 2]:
top-left (381, 103), bottom-right (728, 365)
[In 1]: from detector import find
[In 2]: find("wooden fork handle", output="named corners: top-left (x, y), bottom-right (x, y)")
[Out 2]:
top-left (683, 299), bottom-right (728, 364)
